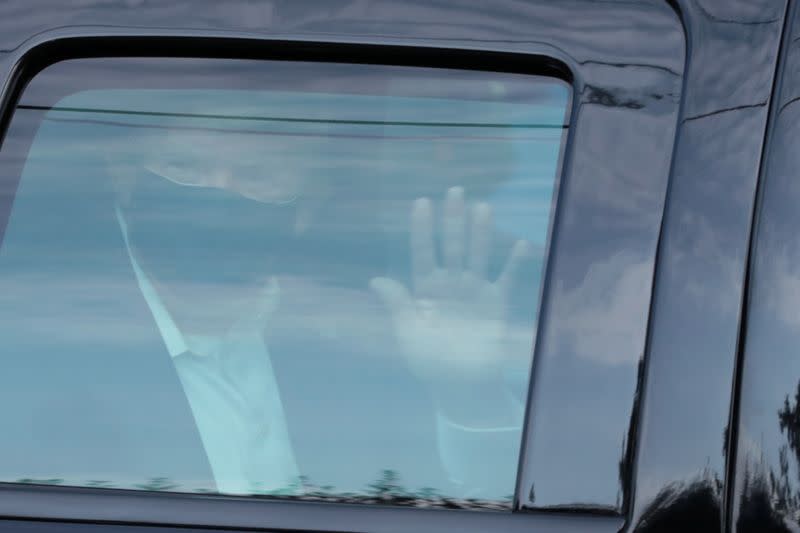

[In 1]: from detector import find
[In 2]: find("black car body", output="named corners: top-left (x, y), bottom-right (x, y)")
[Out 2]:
top-left (0, 1), bottom-right (795, 532)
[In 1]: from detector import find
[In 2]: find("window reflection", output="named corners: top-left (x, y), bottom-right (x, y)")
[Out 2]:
top-left (0, 58), bottom-right (568, 507)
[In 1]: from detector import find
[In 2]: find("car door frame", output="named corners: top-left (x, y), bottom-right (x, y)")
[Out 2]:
top-left (0, 1), bottom-right (779, 532)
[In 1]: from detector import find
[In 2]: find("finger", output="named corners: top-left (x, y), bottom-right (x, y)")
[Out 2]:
top-left (257, 276), bottom-right (281, 319)
top-left (442, 187), bottom-right (466, 273)
top-left (411, 197), bottom-right (436, 287)
top-left (468, 202), bottom-right (492, 279)
top-left (497, 240), bottom-right (533, 293)
top-left (369, 277), bottom-right (414, 319)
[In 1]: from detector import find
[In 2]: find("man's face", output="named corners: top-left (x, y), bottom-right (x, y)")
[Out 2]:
top-left (146, 127), bottom-right (313, 204)
top-left (117, 126), bottom-right (311, 336)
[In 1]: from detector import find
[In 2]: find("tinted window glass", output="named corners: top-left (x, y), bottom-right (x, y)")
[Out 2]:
top-left (0, 57), bottom-right (568, 507)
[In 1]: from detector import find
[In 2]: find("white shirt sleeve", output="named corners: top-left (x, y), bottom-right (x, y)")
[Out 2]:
top-left (174, 334), bottom-right (300, 495)
top-left (118, 208), bottom-right (299, 495)
top-left (435, 391), bottom-right (524, 500)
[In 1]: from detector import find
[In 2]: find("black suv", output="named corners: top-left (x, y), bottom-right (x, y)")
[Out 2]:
top-left (0, 2), bottom-right (793, 532)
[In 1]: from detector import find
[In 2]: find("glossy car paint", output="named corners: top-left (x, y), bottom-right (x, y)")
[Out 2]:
top-left (0, 1), bottom-right (788, 532)
top-left (629, 1), bottom-right (789, 533)
top-left (729, 1), bottom-right (800, 532)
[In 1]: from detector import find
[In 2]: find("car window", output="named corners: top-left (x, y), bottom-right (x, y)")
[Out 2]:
top-left (0, 57), bottom-right (569, 508)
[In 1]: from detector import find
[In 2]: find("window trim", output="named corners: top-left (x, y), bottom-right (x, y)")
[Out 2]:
top-left (0, 482), bottom-right (623, 533)
top-left (0, 31), bottom-right (576, 152)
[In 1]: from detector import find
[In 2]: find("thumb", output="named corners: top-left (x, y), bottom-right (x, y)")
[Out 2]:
top-left (369, 277), bottom-right (413, 318)
top-left (229, 276), bottom-right (280, 333)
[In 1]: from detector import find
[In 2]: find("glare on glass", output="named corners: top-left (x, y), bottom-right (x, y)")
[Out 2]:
top-left (0, 58), bottom-right (569, 509)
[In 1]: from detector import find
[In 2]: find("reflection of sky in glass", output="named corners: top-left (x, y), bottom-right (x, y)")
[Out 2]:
top-left (0, 65), bottom-right (568, 506)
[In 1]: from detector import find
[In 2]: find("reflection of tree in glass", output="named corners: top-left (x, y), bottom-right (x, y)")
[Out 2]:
top-left (632, 470), bottom-right (721, 533)
top-left (623, 360), bottom-right (731, 531)
top-left (86, 479), bottom-right (115, 489)
top-left (625, 371), bottom-right (800, 531)
top-left (15, 478), bottom-right (64, 486)
top-left (779, 382), bottom-right (800, 468)
top-left (13, 469), bottom-right (511, 510)
top-left (733, 380), bottom-right (800, 532)
top-left (267, 469), bottom-right (510, 510)
top-left (134, 477), bottom-right (179, 491)
top-left (736, 459), bottom-right (791, 533)
top-left (367, 469), bottom-right (407, 500)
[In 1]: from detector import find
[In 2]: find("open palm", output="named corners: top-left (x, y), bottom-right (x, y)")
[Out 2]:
top-left (370, 187), bottom-right (530, 384)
